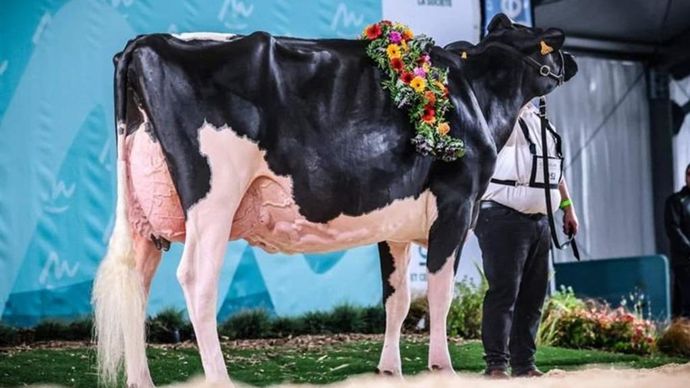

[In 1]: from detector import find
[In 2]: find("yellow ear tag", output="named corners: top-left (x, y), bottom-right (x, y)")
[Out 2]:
top-left (540, 40), bottom-right (554, 55)
top-left (461, 51), bottom-right (467, 59)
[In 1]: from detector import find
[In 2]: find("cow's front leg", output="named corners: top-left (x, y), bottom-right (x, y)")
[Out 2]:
top-left (427, 251), bottom-right (458, 373)
top-left (425, 200), bottom-right (473, 373)
top-left (376, 241), bottom-right (412, 376)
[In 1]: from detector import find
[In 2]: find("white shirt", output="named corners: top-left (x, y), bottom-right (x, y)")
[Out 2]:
top-left (482, 104), bottom-right (562, 215)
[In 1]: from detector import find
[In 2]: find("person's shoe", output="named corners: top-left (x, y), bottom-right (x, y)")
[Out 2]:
top-left (484, 368), bottom-right (510, 379)
top-left (512, 368), bottom-right (544, 377)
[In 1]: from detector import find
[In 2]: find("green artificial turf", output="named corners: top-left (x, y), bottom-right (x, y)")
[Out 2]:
top-left (0, 340), bottom-right (686, 387)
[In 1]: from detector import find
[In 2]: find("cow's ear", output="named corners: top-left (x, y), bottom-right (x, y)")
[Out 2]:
top-left (487, 13), bottom-right (513, 33)
top-left (444, 40), bottom-right (474, 52)
top-left (540, 28), bottom-right (565, 52)
top-left (444, 40), bottom-right (481, 59)
top-left (517, 28), bottom-right (565, 54)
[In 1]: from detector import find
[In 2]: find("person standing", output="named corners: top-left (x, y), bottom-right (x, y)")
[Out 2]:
top-left (475, 102), bottom-right (579, 378)
top-left (665, 163), bottom-right (690, 318)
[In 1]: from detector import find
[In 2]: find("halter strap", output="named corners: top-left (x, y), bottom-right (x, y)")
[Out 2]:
top-left (467, 41), bottom-right (566, 86)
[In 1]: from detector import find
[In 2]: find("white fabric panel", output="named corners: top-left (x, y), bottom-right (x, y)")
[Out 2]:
top-left (381, 0), bottom-right (481, 46)
top-left (546, 57), bottom-right (655, 262)
top-left (671, 77), bottom-right (690, 189)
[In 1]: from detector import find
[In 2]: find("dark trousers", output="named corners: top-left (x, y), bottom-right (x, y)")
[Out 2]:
top-left (671, 265), bottom-right (690, 318)
top-left (474, 203), bottom-right (550, 373)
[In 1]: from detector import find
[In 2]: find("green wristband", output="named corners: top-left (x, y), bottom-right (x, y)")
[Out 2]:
top-left (560, 198), bottom-right (573, 209)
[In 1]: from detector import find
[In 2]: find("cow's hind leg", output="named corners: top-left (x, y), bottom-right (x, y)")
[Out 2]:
top-left (133, 235), bottom-right (163, 298)
top-left (377, 241), bottom-right (412, 376)
top-left (127, 235), bottom-right (162, 387)
top-left (177, 201), bottom-right (235, 384)
top-left (175, 126), bottom-right (257, 386)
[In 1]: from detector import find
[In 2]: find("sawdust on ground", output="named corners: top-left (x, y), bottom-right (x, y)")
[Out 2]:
top-left (167, 362), bottom-right (690, 388)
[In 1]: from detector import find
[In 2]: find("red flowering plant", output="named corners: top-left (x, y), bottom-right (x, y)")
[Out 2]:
top-left (539, 287), bottom-right (657, 355)
top-left (362, 21), bottom-right (465, 161)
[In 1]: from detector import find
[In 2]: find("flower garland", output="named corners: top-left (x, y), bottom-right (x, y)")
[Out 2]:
top-left (362, 21), bottom-right (465, 161)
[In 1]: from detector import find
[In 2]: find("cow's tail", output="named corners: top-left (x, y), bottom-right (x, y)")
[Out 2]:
top-left (92, 37), bottom-right (147, 385)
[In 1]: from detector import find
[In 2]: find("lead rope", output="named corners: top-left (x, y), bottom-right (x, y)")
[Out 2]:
top-left (539, 97), bottom-right (580, 261)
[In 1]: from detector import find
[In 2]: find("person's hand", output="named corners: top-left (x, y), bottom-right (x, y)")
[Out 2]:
top-left (562, 206), bottom-right (579, 236)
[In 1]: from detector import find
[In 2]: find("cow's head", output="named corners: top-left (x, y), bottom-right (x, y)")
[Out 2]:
top-left (446, 13), bottom-right (578, 97)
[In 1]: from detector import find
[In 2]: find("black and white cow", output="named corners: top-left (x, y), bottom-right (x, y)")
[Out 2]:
top-left (92, 13), bottom-right (577, 387)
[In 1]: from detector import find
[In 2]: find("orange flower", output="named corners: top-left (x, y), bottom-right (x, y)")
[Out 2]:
top-left (402, 28), bottom-right (414, 41)
top-left (437, 122), bottom-right (450, 136)
top-left (425, 90), bottom-right (436, 105)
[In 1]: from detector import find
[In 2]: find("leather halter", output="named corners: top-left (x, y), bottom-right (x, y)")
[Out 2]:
top-left (472, 40), bottom-right (566, 86)
top-left (524, 50), bottom-right (565, 86)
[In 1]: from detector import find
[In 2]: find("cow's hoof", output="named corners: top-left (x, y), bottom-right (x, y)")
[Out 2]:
top-left (429, 365), bottom-right (457, 376)
top-left (375, 368), bottom-right (394, 376)
top-left (128, 384), bottom-right (156, 388)
top-left (375, 368), bottom-right (402, 377)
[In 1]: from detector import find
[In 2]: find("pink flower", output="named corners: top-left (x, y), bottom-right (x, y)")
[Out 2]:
top-left (389, 31), bottom-right (402, 43)
top-left (413, 67), bottom-right (427, 77)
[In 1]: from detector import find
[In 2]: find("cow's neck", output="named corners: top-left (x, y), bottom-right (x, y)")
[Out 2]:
top-left (463, 55), bottom-right (531, 151)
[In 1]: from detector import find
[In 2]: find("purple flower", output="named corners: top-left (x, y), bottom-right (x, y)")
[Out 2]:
top-left (413, 67), bottom-right (427, 77)
top-left (389, 31), bottom-right (402, 43)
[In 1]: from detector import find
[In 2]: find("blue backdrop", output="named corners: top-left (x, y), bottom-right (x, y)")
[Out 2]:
top-left (0, 0), bottom-right (384, 327)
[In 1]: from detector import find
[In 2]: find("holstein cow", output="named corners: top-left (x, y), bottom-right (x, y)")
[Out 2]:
top-left (93, 13), bottom-right (577, 387)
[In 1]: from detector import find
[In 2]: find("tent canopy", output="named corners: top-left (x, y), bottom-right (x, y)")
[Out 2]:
top-left (534, 0), bottom-right (690, 79)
